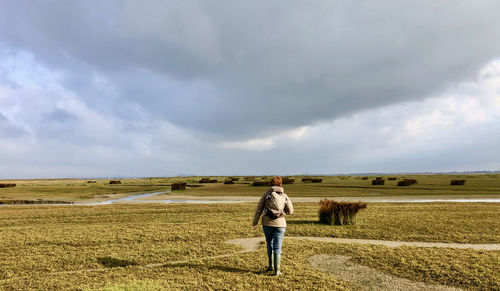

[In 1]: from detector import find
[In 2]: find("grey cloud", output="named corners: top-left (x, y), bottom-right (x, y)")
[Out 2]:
top-left (1, 0), bottom-right (500, 140)
top-left (42, 108), bottom-right (78, 123)
top-left (0, 113), bottom-right (25, 137)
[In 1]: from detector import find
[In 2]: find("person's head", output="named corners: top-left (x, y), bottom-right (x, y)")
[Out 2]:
top-left (270, 176), bottom-right (283, 187)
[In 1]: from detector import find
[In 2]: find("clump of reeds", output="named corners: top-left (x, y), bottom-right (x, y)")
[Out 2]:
top-left (372, 178), bottom-right (385, 185)
top-left (224, 180), bottom-right (234, 184)
top-left (397, 179), bottom-right (417, 186)
top-left (0, 183), bottom-right (16, 188)
top-left (318, 199), bottom-right (367, 225)
top-left (388, 177), bottom-right (397, 180)
top-left (311, 178), bottom-right (323, 183)
top-left (87, 181), bottom-right (97, 183)
top-left (302, 178), bottom-right (312, 182)
top-left (171, 182), bottom-right (186, 191)
top-left (199, 178), bottom-right (211, 183)
top-left (109, 180), bottom-right (121, 185)
top-left (361, 177), bottom-right (369, 180)
top-left (450, 179), bottom-right (466, 185)
top-left (282, 177), bottom-right (295, 184)
top-left (209, 179), bottom-right (218, 183)
top-left (230, 177), bottom-right (240, 181)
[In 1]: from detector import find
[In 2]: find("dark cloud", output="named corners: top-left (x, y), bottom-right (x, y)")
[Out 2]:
top-left (1, 1), bottom-right (499, 138)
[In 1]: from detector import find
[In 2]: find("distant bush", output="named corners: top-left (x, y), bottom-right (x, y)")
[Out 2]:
top-left (387, 177), bottom-right (397, 180)
top-left (282, 177), bottom-right (295, 184)
top-left (209, 179), bottom-right (218, 183)
top-left (372, 178), bottom-right (385, 185)
top-left (87, 181), bottom-right (97, 183)
top-left (230, 177), bottom-right (240, 181)
top-left (319, 199), bottom-right (367, 225)
top-left (311, 178), bottom-right (323, 183)
top-left (301, 178), bottom-right (312, 182)
top-left (251, 181), bottom-right (270, 186)
top-left (224, 180), bottom-right (234, 184)
top-left (109, 180), bottom-right (121, 185)
top-left (397, 179), bottom-right (417, 186)
top-left (450, 180), bottom-right (466, 185)
top-left (199, 178), bottom-right (211, 183)
top-left (97, 257), bottom-right (137, 268)
top-left (361, 177), bottom-right (369, 180)
top-left (171, 182), bottom-right (186, 191)
top-left (244, 177), bottom-right (255, 181)
top-left (0, 183), bottom-right (16, 188)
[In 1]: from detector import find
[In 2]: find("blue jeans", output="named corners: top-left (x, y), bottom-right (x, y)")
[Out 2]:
top-left (263, 225), bottom-right (286, 258)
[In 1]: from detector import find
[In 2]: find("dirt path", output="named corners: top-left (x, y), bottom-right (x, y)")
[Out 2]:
top-left (310, 254), bottom-right (461, 291)
top-left (227, 236), bottom-right (500, 251)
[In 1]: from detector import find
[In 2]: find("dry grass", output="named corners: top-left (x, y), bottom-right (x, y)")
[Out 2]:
top-left (318, 199), bottom-right (367, 225)
top-left (0, 202), bottom-right (498, 290)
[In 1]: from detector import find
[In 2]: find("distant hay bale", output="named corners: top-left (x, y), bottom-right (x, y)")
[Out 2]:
top-left (199, 178), bottom-right (211, 183)
top-left (450, 179), bottom-right (466, 185)
top-left (171, 182), bottom-right (186, 191)
top-left (282, 177), bottom-right (295, 184)
top-left (209, 179), bottom-right (218, 183)
top-left (397, 179), bottom-right (417, 186)
top-left (319, 199), bottom-right (367, 225)
top-left (311, 178), bottom-right (323, 183)
top-left (301, 178), bottom-right (313, 182)
top-left (372, 178), bottom-right (385, 185)
top-left (361, 177), bottom-right (369, 180)
top-left (109, 180), bottom-right (121, 185)
top-left (251, 181), bottom-right (270, 186)
top-left (387, 177), bottom-right (397, 180)
top-left (87, 181), bottom-right (97, 183)
top-left (0, 183), bottom-right (16, 188)
top-left (224, 180), bottom-right (234, 184)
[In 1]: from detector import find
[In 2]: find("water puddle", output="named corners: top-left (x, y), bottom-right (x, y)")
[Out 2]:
top-left (79, 191), bottom-right (172, 205)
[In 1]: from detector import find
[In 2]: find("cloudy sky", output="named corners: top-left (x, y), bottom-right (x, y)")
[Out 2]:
top-left (0, 1), bottom-right (499, 178)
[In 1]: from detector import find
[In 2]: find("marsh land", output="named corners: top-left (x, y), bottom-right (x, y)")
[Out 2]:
top-left (0, 174), bottom-right (499, 290)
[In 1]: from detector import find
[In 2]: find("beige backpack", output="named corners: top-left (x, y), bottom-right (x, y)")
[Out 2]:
top-left (265, 191), bottom-right (287, 219)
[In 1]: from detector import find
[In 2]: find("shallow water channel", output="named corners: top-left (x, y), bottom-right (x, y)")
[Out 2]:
top-left (1, 190), bottom-right (499, 206)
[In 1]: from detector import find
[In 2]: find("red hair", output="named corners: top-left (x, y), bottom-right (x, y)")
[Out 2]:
top-left (270, 176), bottom-right (282, 187)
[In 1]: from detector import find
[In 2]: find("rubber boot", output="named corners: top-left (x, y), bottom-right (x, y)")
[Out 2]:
top-left (273, 253), bottom-right (281, 276)
top-left (266, 249), bottom-right (274, 272)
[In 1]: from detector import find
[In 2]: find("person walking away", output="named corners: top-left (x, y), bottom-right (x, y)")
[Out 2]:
top-left (252, 176), bottom-right (293, 276)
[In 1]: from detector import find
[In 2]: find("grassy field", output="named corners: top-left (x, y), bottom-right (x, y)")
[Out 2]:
top-left (1, 174), bottom-right (499, 203)
top-left (0, 178), bottom-right (172, 202)
top-left (0, 202), bottom-right (498, 290)
top-left (151, 173), bottom-right (500, 198)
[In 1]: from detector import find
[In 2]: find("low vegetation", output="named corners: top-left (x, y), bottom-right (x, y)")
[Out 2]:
top-left (318, 199), bottom-right (367, 225)
top-left (0, 202), bottom-right (498, 290)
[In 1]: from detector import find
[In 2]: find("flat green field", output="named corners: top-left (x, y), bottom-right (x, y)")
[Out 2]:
top-left (0, 178), bottom-right (171, 202)
top-left (0, 202), bottom-right (498, 290)
top-left (1, 174), bottom-right (499, 203)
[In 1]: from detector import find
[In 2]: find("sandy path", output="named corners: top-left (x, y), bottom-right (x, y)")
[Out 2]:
top-left (139, 194), bottom-right (500, 203)
top-left (310, 254), bottom-right (461, 291)
top-left (227, 236), bottom-right (500, 251)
